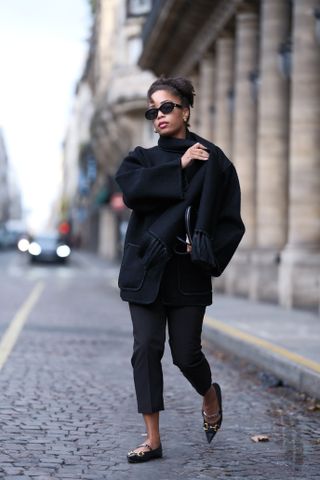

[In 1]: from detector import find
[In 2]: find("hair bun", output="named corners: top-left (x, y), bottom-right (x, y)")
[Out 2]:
top-left (147, 76), bottom-right (195, 108)
top-left (170, 77), bottom-right (195, 108)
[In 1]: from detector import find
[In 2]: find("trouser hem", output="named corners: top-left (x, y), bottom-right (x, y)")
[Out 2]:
top-left (137, 406), bottom-right (165, 414)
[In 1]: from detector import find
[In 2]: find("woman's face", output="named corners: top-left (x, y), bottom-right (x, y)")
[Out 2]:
top-left (148, 89), bottom-right (190, 139)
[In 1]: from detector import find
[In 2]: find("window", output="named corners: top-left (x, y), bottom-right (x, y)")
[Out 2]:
top-left (127, 0), bottom-right (152, 16)
top-left (127, 36), bottom-right (142, 64)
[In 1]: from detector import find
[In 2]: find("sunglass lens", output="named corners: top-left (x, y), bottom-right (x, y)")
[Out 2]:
top-left (145, 108), bottom-right (157, 120)
top-left (160, 102), bottom-right (174, 114)
top-left (145, 102), bottom-right (175, 120)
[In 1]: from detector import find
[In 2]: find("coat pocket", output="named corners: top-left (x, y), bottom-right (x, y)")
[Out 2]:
top-left (118, 243), bottom-right (146, 291)
top-left (178, 254), bottom-right (212, 295)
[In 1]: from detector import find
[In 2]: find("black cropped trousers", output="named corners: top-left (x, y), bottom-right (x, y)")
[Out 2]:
top-left (129, 299), bottom-right (212, 413)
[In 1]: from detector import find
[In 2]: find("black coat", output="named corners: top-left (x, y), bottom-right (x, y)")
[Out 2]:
top-left (115, 131), bottom-right (245, 305)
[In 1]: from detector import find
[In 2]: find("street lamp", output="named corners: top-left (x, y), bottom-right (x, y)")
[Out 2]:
top-left (278, 40), bottom-right (292, 79)
top-left (209, 104), bottom-right (216, 120)
top-left (227, 88), bottom-right (235, 113)
top-left (248, 70), bottom-right (260, 101)
top-left (314, 7), bottom-right (320, 45)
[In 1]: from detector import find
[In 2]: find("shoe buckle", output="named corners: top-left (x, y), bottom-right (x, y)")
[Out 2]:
top-left (128, 449), bottom-right (145, 457)
top-left (203, 421), bottom-right (220, 432)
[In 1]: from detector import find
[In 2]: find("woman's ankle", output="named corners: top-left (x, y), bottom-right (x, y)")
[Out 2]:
top-left (147, 435), bottom-right (161, 449)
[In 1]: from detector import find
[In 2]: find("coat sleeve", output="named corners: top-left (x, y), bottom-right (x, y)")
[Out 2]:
top-left (115, 147), bottom-right (185, 213)
top-left (210, 163), bottom-right (245, 276)
top-left (191, 162), bottom-right (245, 277)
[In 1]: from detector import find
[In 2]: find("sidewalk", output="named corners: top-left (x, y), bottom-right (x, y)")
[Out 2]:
top-left (204, 295), bottom-right (320, 400)
top-left (75, 251), bottom-right (320, 401)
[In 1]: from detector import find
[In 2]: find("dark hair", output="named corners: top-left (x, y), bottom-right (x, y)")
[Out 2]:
top-left (147, 76), bottom-right (195, 126)
top-left (147, 76), bottom-right (195, 107)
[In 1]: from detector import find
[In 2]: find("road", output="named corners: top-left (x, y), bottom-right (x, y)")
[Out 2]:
top-left (0, 249), bottom-right (319, 480)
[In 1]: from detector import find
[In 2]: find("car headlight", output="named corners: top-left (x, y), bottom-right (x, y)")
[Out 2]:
top-left (56, 245), bottom-right (71, 258)
top-left (18, 238), bottom-right (30, 252)
top-left (28, 242), bottom-right (41, 256)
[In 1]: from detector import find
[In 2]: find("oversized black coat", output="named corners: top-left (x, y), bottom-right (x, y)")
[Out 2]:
top-left (115, 131), bottom-right (245, 305)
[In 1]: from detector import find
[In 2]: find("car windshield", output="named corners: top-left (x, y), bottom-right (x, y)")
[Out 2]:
top-left (34, 236), bottom-right (59, 248)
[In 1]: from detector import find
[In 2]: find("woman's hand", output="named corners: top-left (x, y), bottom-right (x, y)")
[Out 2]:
top-left (181, 143), bottom-right (210, 169)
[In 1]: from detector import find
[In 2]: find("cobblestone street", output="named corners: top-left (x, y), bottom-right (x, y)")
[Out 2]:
top-left (0, 251), bottom-right (319, 480)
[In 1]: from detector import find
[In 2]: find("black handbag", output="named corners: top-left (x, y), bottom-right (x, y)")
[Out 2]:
top-left (185, 205), bottom-right (197, 245)
top-left (176, 205), bottom-right (197, 248)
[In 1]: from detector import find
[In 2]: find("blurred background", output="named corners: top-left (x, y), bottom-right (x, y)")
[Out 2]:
top-left (0, 0), bottom-right (319, 312)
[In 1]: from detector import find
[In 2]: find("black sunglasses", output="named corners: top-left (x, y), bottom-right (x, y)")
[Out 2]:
top-left (144, 101), bottom-right (183, 120)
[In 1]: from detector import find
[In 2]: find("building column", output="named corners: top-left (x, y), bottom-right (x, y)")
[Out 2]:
top-left (225, 9), bottom-right (259, 296)
top-left (189, 68), bottom-right (201, 132)
top-left (279, 0), bottom-right (320, 310)
top-left (198, 53), bottom-right (216, 142)
top-left (212, 34), bottom-right (234, 292)
top-left (214, 35), bottom-right (234, 158)
top-left (250, 0), bottom-right (290, 302)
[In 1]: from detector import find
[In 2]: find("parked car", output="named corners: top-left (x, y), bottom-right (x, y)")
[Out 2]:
top-left (28, 233), bottom-right (71, 264)
top-left (0, 220), bottom-right (29, 249)
top-left (0, 227), bottom-right (20, 249)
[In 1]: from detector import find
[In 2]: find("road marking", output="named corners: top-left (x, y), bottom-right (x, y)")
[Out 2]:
top-left (0, 281), bottom-right (45, 371)
top-left (204, 315), bottom-right (320, 375)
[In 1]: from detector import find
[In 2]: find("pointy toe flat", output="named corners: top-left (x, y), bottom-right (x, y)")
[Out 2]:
top-left (202, 382), bottom-right (223, 444)
top-left (127, 443), bottom-right (163, 463)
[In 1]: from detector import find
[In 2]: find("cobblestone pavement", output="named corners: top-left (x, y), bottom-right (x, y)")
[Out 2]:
top-left (0, 251), bottom-right (319, 480)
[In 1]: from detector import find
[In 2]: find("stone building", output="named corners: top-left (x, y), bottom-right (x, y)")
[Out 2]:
top-left (0, 128), bottom-right (10, 225)
top-left (0, 129), bottom-right (23, 238)
top-left (89, 0), bottom-right (155, 259)
top-left (62, 65), bottom-right (95, 249)
top-left (63, 0), bottom-right (155, 257)
top-left (138, 0), bottom-right (320, 311)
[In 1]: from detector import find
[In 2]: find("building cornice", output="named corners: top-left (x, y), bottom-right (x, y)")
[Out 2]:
top-left (139, 0), bottom-right (247, 75)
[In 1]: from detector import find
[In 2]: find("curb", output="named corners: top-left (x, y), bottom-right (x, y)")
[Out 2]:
top-left (203, 315), bottom-right (320, 400)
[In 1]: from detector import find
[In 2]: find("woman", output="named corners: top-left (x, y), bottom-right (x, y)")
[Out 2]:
top-left (115, 76), bottom-right (245, 463)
